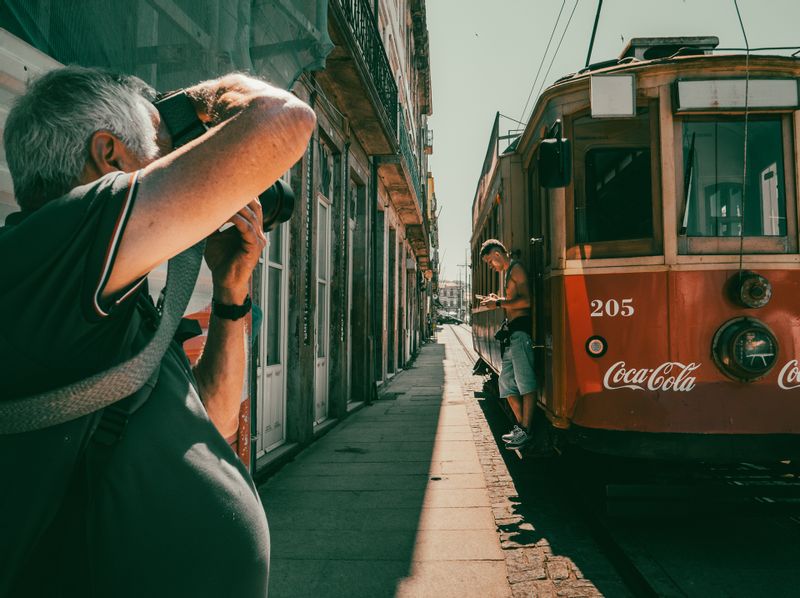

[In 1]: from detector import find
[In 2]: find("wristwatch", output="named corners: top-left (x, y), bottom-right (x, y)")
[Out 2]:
top-left (212, 295), bottom-right (252, 321)
top-left (153, 90), bottom-right (208, 148)
top-left (496, 299), bottom-right (502, 308)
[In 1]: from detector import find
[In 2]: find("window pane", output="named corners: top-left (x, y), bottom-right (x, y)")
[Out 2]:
top-left (578, 148), bottom-right (653, 243)
top-left (317, 282), bottom-right (327, 357)
top-left (317, 203), bottom-right (328, 279)
top-left (268, 223), bottom-right (283, 265)
top-left (266, 266), bottom-right (282, 366)
top-left (683, 119), bottom-right (786, 237)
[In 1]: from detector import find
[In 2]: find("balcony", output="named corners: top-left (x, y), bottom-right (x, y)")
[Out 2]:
top-left (318, 0), bottom-right (398, 154)
top-left (318, 0), bottom-right (430, 267)
top-left (378, 110), bottom-right (429, 268)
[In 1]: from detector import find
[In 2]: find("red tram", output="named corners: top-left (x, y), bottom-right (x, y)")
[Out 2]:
top-left (470, 37), bottom-right (800, 461)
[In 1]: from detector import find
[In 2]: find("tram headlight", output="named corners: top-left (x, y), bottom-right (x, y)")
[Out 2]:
top-left (729, 271), bottom-right (772, 309)
top-left (712, 317), bottom-right (778, 382)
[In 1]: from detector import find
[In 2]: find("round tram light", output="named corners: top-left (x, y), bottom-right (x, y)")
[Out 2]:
top-left (586, 335), bottom-right (607, 358)
top-left (730, 271), bottom-right (772, 309)
top-left (712, 317), bottom-right (778, 382)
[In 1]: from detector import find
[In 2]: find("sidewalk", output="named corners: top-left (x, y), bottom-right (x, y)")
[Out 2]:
top-left (259, 327), bottom-right (511, 598)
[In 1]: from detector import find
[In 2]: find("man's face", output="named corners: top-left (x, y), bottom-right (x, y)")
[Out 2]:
top-left (482, 251), bottom-right (505, 272)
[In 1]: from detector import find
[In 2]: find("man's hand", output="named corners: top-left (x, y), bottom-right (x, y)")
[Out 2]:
top-left (480, 293), bottom-right (500, 306)
top-left (204, 199), bottom-right (267, 303)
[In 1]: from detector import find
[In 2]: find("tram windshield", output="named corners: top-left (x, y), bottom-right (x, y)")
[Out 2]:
top-left (682, 119), bottom-right (786, 237)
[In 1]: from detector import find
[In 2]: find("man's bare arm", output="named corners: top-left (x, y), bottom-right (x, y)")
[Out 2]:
top-left (191, 200), bottom-right (266, 437)
top-left (105, 74), bottom-right (315, 296)
top-left (501, 266), bottom-right (531, 309)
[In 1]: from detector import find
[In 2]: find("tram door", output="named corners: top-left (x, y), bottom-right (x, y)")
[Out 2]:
top-left (528, 167), bottom-right (547, 388)
top-left (258, 220), bottom-right (289, 453)
top-left (315, 197), bottom-right (331, 424)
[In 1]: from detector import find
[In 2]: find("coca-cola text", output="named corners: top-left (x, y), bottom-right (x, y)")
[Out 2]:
top-left (603, 361), bottom-right (701, 392)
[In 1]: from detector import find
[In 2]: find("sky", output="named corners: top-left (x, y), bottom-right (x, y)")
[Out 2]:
top-left (426, 0), bottom-right (800, 281)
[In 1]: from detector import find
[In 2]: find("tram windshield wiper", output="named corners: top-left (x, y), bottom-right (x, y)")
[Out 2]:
top-left (680, 132), bottom-right (696, 235)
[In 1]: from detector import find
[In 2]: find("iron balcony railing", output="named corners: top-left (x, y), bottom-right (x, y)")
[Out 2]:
top-left (335, 0), bottom-right (398, 136)
top-left (399, 110), bottom-right (423, 214)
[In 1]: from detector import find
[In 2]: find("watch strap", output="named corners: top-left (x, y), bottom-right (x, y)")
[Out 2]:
top-left (153, 90), bottom-right (207, 148)
top-left (212, 295), bottom-right (252, 321)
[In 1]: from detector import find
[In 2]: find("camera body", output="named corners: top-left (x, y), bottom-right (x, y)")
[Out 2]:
top-left (153, 90), bottom-right (295, 232)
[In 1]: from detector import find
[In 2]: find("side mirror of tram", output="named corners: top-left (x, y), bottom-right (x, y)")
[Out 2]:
top-left (538, 136), bottom-right (572, 188)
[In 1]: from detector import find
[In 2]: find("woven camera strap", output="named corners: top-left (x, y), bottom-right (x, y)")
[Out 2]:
top-left (0, 240), bottom-right (205, 435)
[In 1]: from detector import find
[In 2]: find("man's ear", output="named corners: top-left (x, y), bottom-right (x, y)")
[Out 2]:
top-left (79, 130), bottom-right (140, 185)
top-left (87, 130), bottom-right (125, 174)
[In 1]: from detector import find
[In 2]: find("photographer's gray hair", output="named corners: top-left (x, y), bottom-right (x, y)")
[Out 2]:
top-left (4, 66), bottom-right (158, 211)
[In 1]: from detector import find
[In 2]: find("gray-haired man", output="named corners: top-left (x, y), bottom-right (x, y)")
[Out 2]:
top-left (0, 67), bottom-right (314, 596)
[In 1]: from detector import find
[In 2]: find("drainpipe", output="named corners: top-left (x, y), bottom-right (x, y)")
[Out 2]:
top-left (369, 157), bottom-right (380, 403)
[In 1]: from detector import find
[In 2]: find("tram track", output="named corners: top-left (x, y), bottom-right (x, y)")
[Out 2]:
top-left (564, 452), bottom-right (800, 596)
top-left (447, 323), bottom-right (477, 363)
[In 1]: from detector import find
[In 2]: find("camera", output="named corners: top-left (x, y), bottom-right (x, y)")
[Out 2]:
top-left (153, 90), bottom-right (295, 232)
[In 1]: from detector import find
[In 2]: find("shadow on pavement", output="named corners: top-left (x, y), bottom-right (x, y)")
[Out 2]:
top-left (259, 341), bottom-right (447, 598)
top-left (475, 384), bottom-right (635, 597)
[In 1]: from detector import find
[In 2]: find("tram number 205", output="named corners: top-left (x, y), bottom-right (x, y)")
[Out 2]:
top-left (590, 298), bottom-right (634, 318)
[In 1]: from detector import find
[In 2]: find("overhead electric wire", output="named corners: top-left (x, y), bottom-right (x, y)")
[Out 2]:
top-left (517, 0), bottom-right (566, 124)
top-left (533, 0), bottom-right (580, 114)
top-left (733, 0), bottom-right (751, 274)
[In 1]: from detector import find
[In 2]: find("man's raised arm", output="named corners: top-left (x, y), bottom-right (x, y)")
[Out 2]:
top-left (105, 74), bottom-right (316, 296)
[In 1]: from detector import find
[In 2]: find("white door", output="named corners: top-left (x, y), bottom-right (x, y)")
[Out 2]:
top-left (315, 198), bottom-right (331, 424)
top-left (257, 220), bottom-right (289, 455)
top-left (346, 217), bottom-right (356, 403)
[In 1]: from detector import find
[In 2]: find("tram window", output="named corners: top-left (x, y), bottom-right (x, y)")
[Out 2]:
top-left (577, 148), bottom-right (653, 243)
top-left (683, 119), bottom-right (786, 237)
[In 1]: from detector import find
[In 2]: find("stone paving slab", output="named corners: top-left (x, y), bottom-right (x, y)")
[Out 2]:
top-left (270, 559), bottom-right (408, 598)
top-left (420, 487), bottom-right (491, 509)
top-left (264, 506), bottom-right (434, 532)
top-left (272, 529), bottom-right (416, 560)
top-left (264, 489), bottom-right (427, 509)
top-left (416, 507), bottom-right (497, 530)
top-left (396, 562), bottom-right (511, 598)
top-left (411, 529), bottom-right (505, 561)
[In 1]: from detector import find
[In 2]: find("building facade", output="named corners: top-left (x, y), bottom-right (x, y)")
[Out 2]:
top-left (0, 0), bottom-right (437, 474)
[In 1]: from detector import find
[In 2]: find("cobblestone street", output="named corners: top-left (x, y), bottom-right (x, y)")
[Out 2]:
top-left (259, 326), bottom-right (629, 597)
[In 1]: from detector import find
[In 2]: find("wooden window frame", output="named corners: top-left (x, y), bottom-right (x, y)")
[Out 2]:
top-left (675, 112), bottom-right (798, 255)
top-left (565, 101), bottom-right (663, 260)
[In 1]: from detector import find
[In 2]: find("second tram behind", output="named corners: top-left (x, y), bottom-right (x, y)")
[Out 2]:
top-left (471, 36), bottom-right (800, 461)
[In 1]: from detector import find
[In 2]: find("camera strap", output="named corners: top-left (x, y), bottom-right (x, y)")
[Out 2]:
top-left (0, 240), bottom-right (206, 434)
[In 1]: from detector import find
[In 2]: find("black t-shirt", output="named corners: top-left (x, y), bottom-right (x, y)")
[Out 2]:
top-left (0, 172), bottom-right (269, 597)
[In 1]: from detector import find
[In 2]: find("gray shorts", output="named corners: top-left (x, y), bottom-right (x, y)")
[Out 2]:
top-left (498, 331), bottom-right (537, 398)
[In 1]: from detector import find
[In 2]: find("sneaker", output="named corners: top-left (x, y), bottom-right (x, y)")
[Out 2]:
top-left (501, 425), bottom-right (525, 443)
top-left (505, 430), bottom-right (531, 450)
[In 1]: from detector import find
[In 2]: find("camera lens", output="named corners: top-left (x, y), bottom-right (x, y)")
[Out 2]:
top-left (258, 179), bottom-right (295, 232)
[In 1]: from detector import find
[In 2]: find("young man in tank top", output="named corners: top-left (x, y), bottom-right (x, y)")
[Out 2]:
top-left (479, 239), bottom-right (537, 449)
